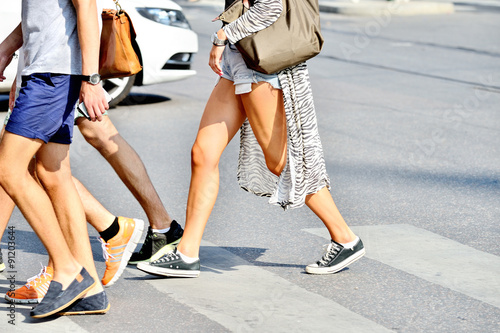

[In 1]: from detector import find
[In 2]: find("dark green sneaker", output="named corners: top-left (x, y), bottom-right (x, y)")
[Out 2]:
top-left (128, 220), bottom-right (183, 265)
top-left (305, 238), bottom-right (365, 275)
top-left (0, 249), bottom-right (5, 272)
top-left (137, 249), bottom-right (200, 278)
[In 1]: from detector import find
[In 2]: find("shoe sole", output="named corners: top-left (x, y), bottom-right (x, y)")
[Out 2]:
top-left (58, 302), bottom-right (111, 316)
top-left (128, 237), bottom-right (182, 265)
top-left (5, 295), bottom-right (42, 304)
top-left (103, 219), bottom-right (145, 287)
top-left (31, 280), bottom-right (97, 318)
top-left (136, 261), bottom-right (200, 278)
top-left (305, 248), bottom-right (366, 275)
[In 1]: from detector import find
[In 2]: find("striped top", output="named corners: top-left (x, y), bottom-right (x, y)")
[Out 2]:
top-left (223, 0), bottom-right (330, 209)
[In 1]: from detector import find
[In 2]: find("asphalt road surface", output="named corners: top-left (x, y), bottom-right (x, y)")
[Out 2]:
top-left (0, 1), bottom-right (499, 332)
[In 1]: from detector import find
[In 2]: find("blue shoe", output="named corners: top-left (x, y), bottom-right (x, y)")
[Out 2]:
top-left (30, 267), bottom-right (96, 318)
top-left (58, 291), bottom-right (110, 315)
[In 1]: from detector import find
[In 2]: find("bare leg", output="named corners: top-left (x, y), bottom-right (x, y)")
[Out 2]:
top-left (241, 82), bottom-right (356, 244)
top-left (36, 141), bottom-right (102, 295)
top-left (177, 79), bottom-right (246, 258)
top-left (305, 188), bottom-right (356, 243)
top-left (0, 126), bottom-right (15, 242)
top-left (0, 187), bottom-right (14, 242)
top-left (72, 177), bottom-right (114, 232)
top-left (0, 133), bottom-right (81, 289)
top-left (76, 116), bottom-right (171, 229)
top-left (240, 82), bottom-right (287, 175)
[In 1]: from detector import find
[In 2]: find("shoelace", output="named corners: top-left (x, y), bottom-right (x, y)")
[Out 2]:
top-left (317, 242), bottom-right (342, 266)
top-left (99, 238), bottom-right (116, 261)
top-left (25, 264), bottom-right (51, 290)
top-left (154, 251), bottom-right (179, 264)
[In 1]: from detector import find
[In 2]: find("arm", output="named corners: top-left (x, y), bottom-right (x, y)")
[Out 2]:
top-left (209, 0), bottom-right (283, 75)
top-left (222, 0), bottom-right (283, 44)
top-left (72, 0), bottom-right (108, 122)
top-left (0, 23), bottom-right (23, 82)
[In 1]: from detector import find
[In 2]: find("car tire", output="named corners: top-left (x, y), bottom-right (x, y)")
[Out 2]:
top-left (102, 75), bottom-right (136, 107)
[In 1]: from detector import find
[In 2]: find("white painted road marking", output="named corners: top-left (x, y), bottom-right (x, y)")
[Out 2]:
top-left (304, 224), bottom-right (500, 308)
top-left (130, 241), bottom-right (393, 333)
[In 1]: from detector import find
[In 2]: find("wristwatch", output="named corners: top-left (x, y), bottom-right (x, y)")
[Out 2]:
top-left (82, 73), bottom-right (101, 85)
top-left (211, 32), bottom-right (228, 46)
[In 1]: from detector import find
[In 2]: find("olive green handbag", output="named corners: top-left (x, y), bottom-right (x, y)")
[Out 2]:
top-left (218, 0), bottom-right (324, 74)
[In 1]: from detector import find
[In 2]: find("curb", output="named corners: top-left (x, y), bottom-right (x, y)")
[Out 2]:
top-left (319, 1), bottom-right (455, 16)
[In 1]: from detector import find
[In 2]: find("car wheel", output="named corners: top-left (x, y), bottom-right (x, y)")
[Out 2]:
top-left (102, 75), bottom-right (136, 107)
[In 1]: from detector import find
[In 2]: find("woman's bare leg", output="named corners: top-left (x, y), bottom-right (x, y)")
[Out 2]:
top-left (242, 82), bottom-right (356, 244)
top-left (240, 82), bottom-right (287, 175)
top-left (176, 79), bottom-right (246, 258)
top-left (305, 187), bottom-right (356, 243)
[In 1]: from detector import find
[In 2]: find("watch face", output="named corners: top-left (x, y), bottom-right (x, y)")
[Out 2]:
top-left (90, 73), bottom-right (101, 84)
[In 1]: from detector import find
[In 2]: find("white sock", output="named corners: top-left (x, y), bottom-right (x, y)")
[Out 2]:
top-left (152, 227), bottom-right (170, 234)
top-left (340, 237), bottom-right (359, 249)
top-left (177, 250), bottom-right (199, 264)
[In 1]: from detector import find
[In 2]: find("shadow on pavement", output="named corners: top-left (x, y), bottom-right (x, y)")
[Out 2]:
top-left (117, 93), bottom-right (170, 107)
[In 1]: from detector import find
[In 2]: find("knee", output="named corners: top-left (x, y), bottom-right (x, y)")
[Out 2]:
top-left (78, 123), bottom-right (117, 157)
top-left (191, 141), bottom-right (219, 170)
top-left (35, 163), bottom-right (66, 192)
top-left (0, 159), bottom-right (22, 190)
top-left (0, 164), bottom-right (12, 189)
top-left (263, 153), bottom-right (286, 177)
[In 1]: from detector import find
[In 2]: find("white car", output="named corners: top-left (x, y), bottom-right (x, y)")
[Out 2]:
top-left (0, 0), bottom-right (198, 107)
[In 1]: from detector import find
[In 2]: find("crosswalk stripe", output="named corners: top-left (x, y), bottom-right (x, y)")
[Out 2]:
top-left (304, 224), bottom-right (500, 308)
top-left (127, 241), bottom-right (393, 332)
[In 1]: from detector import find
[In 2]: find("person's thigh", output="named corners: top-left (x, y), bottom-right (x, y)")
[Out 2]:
top-left (240, 82), bottom-right (287, 170)
top-left (36, 142), bottom-right (71, 177)
top-left (0, 132), bottom-right (43, 185)
top-left (195, 78), bottom-right (246, 157)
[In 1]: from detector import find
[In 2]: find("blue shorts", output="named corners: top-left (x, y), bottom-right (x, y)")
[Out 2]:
top-left (6, 73), bottom-right (81, 144)
top-left (219, 44), bottom-right (281, 95)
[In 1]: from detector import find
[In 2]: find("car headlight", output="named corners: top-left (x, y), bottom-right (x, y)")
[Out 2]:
top-left (136, 8), bottom-right (191, 29)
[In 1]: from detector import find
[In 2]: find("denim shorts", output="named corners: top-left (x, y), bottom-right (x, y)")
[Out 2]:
top-left (6, 73), bottom-right (81, 144)
top-left (219, 44), bottom-right (281, 94)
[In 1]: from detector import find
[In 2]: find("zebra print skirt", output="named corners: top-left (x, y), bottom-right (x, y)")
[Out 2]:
top-left (237, 62), bottom-right (331, 210)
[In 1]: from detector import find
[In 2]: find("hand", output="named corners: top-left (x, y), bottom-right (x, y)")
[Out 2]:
top-left (209, 44), bottom-right (225, 76)
top-left (79, 82), bottom-right (109, 122)
top-left (0, 53), bottom-right (14, 82)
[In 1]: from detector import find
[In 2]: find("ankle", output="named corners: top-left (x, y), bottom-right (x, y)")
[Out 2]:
top-left (331, 230), bottom-right (357, 245)
top-left (176, 245), bottom-right (199, 259)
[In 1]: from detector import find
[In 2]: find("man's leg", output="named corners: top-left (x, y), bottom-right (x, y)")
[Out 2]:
top-left (73, 177), bottom-right (144, 287)
top-left (76, 116), bottom-right (182, 264)
top-left (76, 116), bottom-right (172, 229)
top-left (35, 141), bottom-right (102, 295)
top-left (0, 124), bottom-right (15, 272)
top-left (0, 133), bottom-right (93, 306)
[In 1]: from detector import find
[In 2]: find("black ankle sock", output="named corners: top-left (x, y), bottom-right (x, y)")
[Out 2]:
top-left (99, 217), bottom-right (120, 242)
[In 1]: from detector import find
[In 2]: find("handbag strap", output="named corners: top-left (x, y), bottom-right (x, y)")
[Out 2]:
top-left (113, 0), bottom-right (122, 12)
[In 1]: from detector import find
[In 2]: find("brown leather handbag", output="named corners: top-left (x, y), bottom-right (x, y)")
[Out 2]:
top-left (218, 0), bottom-right (324, 74)
top-left (99, 2), bottom-right (142, 80)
